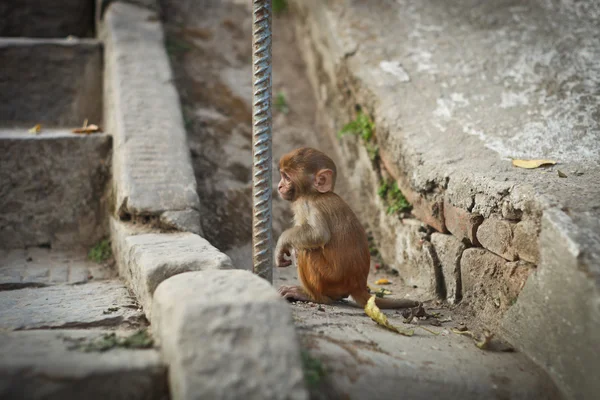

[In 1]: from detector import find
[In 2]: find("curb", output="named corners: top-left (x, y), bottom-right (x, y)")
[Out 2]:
top-left (100, 2), bottom-right (309, 399)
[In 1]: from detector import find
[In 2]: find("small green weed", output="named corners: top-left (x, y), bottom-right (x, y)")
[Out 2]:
top-left (74, 329), bottom-right (154, 353)
top-left (379, 181), bottom-right (411, 215)
top-left (182, 107), bottom-right (194, 131)
top-left (365, 142), bottom-right (379, 161)
top-left (301, 350), bottom-right (327, 387)
top-left (88, 239), bottom-right (111, 263)
top-left (273, 0), bottom-right (288, 14)
top-left (337, 111), bottom-right (374, 142)
top-left (165, 34), bottom-right (193, 56)
top-left (275, 92), bottom-right (290, 114)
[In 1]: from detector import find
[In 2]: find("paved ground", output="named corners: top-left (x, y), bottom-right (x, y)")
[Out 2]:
top-left (275, 265), bottom-right (559, 399)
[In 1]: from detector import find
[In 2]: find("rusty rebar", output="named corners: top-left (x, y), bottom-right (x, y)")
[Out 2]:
top-left (252, 0), bottom-right (273, 283)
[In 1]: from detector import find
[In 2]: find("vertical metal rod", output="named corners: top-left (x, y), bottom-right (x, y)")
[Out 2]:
top-left (252, 0), bottom-right (273, 283)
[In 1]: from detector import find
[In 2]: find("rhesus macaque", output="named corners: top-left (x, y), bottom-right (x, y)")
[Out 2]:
top-left (275, 147), bottom-right (419, 309)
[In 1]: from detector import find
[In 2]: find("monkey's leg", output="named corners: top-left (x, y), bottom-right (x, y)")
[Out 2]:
top-left (290, 250), bottom-right (334, 305)
top-left (278, 285), bottom-right (312, 302)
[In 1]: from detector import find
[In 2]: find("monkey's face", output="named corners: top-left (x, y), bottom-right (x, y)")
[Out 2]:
top-left (278, 170), bottom-right (296, 201)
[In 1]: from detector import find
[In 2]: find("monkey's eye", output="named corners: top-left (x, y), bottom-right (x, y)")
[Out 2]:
top-left (281, 172), bottom-right (290, 181)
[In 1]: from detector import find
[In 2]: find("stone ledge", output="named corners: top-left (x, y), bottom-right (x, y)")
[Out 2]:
top-left (501, 209), bottom-right (600, 400)
top-left (111, 217), bottom-right (232, 320)
top-left (100, 1), bottom-right (201, 234)
top-left (152, 270), bottom-right (308, 400)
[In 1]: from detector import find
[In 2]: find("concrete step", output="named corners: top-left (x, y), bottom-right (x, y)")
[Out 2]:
top-left (0, 248), bottom-right (115, 290)
top-left (0, 330), bottom-right (167, 400)
top-left (0, 37), bottom-right (110, 250)
top-left (0, 128), bottom-right (111, 249)
top-left (0, 279), bottom-right (144, 331)
top-left (0, 38), bottom-right (102, 126)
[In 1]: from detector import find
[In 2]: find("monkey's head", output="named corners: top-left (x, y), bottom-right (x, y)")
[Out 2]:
top-left (278, 147), bottom-right (337, 202)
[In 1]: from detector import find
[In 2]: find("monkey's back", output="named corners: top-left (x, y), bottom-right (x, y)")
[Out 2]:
top-left (296, 192), bottom-right (370, 301)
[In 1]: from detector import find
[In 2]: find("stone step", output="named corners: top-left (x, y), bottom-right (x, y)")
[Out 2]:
top-left (0, 37), bottom-right (110, 250)
top-left (0, 330), bottom-right (167, 400)
top-left (0, 129), bottom-right (111, 249)
top-left (0, 0), bottom-right (95, 38)
top-left (0, 248), bottom-right (115, 290)
top-left (0, 279), bottom-right (145, 331)
top-left (0, 250), bottom-right (143, 331)
top-left (0, 38), bottom-right (102, 126)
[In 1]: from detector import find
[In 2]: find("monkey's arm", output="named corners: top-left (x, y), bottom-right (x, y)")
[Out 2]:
top-left (275, 207), bottom-right (331, 267)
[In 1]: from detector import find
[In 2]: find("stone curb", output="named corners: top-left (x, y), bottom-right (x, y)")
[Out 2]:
top-left (110, 217), bottom-right (233, 320)
top-left (101, 2), bottom-right (309, 399)
top-left (100, 1), bottom-right (202, 235)
top-left (152, 270), bottom-right (308, 400)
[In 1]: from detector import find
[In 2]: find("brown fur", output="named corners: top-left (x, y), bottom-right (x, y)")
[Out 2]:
top-left (276, 148), bottom-right (418, 309)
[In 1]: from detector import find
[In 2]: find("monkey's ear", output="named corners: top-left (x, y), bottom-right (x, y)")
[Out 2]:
top-left (314, 169), bottom-right (334, 193)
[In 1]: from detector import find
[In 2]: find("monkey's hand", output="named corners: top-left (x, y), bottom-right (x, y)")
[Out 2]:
top-left (276, 248), bottom-right (293, 268)
top-left (275, 232), bottom-right (293, 268)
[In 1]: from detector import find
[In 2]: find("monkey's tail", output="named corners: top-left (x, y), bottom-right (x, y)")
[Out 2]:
top-left (351, 288), bottom-right (419, 309)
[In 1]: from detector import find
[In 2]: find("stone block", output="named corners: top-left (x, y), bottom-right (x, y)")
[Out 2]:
top-left (513, 219), bottom-right (540, 264)
top-left (431, 233), bottom-right (466, 303)
top-left (0, 281), bottom-right (144, 330)
top-left (152, 270), bottom-right (308, 400)
top-left (377, 215), bottom-right (441, 298)
top-left (476, 217), bottom-right (517, 261)
top-left (0, 39), bottom-right (102, 125)
top-left (102, 2), bottom-right (200, 219)
top-left (380, 150), bottom-right (445, 232)
top-left (111, 218), bottom-right (232, 319)
top-left (461, 248), bottom-right (533, 326)
top-left (443, 200), bottom-right (483, 246)
top-left (0, 330), bottom-right (166, 400)
top-left (160, 209), bottom-right (203, 236)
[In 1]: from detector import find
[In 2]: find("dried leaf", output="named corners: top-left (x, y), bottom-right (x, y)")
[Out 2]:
top-left (374, 278), bottom-right (392, 285)
top-left (73, 119), bottom-right (101, 134)
top-left (418, 326), bottom-right (440, 335)
top-left (365, 295), bottom-right (414, 336)
top-left (557, 170), bottom-right (567, 178)
top-left (28, 124), bottom-right (41, 134)
top-left (73, 124), bottom-right (101, 134)
top-left (512, 159), bottom-right (557, 169)
top-left (476, 330), bottom-right (494, 349)
top-left (452, 328), bottom-right (495, 350)
top-left (451, 328), bottom-right (475, 337)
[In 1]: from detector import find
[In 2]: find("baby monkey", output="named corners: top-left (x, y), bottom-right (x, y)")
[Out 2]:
top-left (275, 147), bottom-right (418, 308)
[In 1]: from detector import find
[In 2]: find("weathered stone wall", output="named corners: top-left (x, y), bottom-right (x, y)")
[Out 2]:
top-left (290, 1), bottom-right (600, 398)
